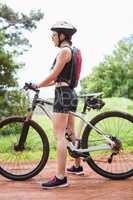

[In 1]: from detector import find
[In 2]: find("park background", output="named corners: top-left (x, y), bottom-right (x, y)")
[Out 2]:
top-left (0, 0), bottom-right (133, 158)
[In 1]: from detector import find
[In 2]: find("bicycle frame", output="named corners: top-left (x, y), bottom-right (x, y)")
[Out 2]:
top-left (25, 92), bottom-right (113, 156)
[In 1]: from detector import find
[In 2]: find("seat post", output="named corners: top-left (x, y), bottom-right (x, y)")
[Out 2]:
top-left (82, 98), bottom-right (88, 114)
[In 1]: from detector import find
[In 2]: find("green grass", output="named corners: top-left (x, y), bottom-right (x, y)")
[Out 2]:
top-left (102, 97), bottom-right (133, 114)
top-left (32, 115), bottom-right (57, 159)
top-left (0, 97), bottom-right (133, 160)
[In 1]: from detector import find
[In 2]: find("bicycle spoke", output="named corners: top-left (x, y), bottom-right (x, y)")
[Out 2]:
top-left (82, 111), bottom-right (133, 179)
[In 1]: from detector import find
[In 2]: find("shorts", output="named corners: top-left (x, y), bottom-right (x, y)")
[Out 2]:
top-left (53, 86), bottom-right (78, 113)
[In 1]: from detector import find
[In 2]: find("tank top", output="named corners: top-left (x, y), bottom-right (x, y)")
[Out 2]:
top-left (51, 50), bottom-right (73, 84)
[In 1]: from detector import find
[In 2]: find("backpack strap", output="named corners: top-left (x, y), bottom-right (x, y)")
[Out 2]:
top-left (69, 47), bottom-right (75, 78)
top-left (68, 47), bottom-right (78, 88)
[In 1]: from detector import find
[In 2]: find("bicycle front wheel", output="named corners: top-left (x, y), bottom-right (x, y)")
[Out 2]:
top-left (0, 117), bottom-right (49, 181)
top-left (82, 111), bottom-right (133, 179)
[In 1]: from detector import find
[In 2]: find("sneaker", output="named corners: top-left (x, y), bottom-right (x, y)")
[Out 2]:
top-left (41, 176), bottom-right (69, 189)
top-left (67, 165), bottom-right (84, 175)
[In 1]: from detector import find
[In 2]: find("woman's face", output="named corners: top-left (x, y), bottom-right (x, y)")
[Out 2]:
top-left (51, 31), bottom-right (59, 47)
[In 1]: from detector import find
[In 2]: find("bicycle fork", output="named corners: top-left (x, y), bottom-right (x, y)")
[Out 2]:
top-left (14, 110), bottom-right (32, 151)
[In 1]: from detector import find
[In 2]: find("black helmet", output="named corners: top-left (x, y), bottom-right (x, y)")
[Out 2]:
top-left (51, 21), bottom-right (77, 36)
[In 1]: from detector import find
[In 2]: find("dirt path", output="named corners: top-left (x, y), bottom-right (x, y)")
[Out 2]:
top-left (0, 160), bottom-right (132, 200)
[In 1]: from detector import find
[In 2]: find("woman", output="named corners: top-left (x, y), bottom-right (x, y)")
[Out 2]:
top-left (35, 21), bottom-right (83, 189)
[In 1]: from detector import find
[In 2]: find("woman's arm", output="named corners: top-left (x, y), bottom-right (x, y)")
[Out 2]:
top-left (37, 47), bottom-right (71, 88)
top-left (47, 80), bottom-right (55, 86)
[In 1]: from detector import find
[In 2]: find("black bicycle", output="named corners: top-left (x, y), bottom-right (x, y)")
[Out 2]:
top-left (0, 83), bottom-right (133, 181)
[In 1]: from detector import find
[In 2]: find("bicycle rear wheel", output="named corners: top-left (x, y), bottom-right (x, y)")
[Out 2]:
top-left (0, 117), bottom-right (49, 181)
top-left (82, 111), bottom-right (133, 179)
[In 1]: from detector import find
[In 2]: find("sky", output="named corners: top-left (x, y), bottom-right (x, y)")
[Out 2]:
top-left (2, 0), bottom-right (133, 97)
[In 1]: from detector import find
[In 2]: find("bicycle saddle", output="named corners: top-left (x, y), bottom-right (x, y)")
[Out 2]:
top-left (78, 92), bottom-right (103, 99)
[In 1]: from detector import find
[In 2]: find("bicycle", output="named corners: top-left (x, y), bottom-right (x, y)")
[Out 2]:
top-left (0, 83), bottom-right (133, 181)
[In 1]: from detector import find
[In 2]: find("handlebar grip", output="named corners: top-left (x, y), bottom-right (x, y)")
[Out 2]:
top-left (23, 82), bottom-right (39, 92)
top-left (23, 83), bottom-right (30, 90)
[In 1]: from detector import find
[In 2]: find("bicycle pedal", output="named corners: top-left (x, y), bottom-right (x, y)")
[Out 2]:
top-left (75, 139), bottom-right (81, 149)
top-left (65, 133), bottom-right (73, 142)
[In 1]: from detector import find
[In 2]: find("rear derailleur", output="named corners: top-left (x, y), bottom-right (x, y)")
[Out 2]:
top-left (108, 136), bottom-right (122, 163)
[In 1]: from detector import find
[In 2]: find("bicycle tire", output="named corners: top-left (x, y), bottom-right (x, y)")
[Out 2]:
top-left (0, 116), bottom-right (49, 181)
top-left (81, 111), bottom-right (133, 180)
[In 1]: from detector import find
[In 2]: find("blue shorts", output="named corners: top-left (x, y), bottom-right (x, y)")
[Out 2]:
top-left (53, 86), bottom-right (78, 113)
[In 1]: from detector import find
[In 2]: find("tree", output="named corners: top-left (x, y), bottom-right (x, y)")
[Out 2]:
top-left (80, 35), bottom-right (133, 100)
top-left (0, 3), bottom-right (44, 118)
top-left (0, 3), bottom-right (44, 55)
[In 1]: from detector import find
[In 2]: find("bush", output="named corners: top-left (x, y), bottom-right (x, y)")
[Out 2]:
top-left (0, 89), bottom-right (29, 119)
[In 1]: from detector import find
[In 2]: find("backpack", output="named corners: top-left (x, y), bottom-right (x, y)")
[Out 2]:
top-left (69, 47), bottom-right (82, 89)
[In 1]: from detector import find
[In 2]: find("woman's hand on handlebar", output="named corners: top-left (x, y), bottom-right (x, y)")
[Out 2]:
top-left (24, 82), bottom-right (39, 92)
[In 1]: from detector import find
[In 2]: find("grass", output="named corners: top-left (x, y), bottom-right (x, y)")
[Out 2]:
top-left (0, 97), bottom-right (133, 161)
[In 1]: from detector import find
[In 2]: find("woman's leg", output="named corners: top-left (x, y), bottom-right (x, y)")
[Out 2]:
top-left (41, 112), bottom-right (69, 189)
top-left (53, 112), bottom-right (69, 179)
top-left (67, 114), bottom-right (81, 167)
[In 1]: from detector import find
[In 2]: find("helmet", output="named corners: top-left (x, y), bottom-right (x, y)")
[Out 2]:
top-left (51, 21), bottom-right (77, 36)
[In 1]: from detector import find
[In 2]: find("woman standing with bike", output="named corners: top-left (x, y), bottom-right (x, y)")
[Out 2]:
top-left (34, 21), bottom-right (83, 189)
top-left (0, 26), bottom-right (132, 182)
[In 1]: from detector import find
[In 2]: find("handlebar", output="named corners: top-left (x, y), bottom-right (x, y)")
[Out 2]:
top-left (23, 82), bottom-right (39, 92)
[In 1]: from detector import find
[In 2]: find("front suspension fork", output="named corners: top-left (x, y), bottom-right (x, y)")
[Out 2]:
top-left (14, 111), bottom-right (32, 151)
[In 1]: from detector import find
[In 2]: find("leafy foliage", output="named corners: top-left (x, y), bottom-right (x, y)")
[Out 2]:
top-left (0, 3), bottom-right (44, 117)
top-left (80, 35), bottom-right (133, 100)
top-left (0, 90), bottom-right (30, 119)
top-left (0, 3), bottom-right (44, 55)
top-left (0, 50), bottom-right (19, 89)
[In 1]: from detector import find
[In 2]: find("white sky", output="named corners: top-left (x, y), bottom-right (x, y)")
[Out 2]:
top-left (2, 0), bottom-right (133, 97)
